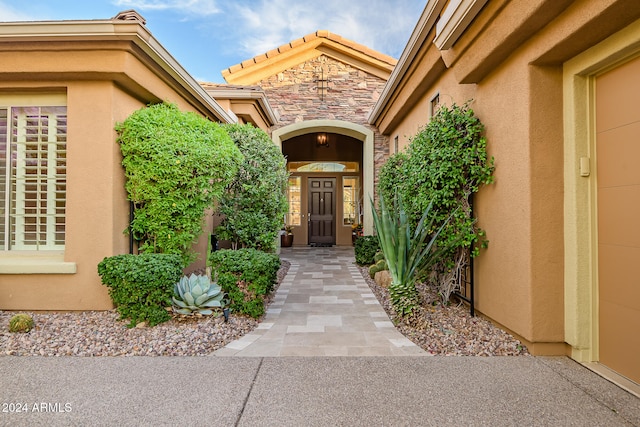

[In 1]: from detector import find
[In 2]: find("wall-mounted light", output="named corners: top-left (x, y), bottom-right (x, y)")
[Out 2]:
top-left (316, 133), bottom-right (329, 148)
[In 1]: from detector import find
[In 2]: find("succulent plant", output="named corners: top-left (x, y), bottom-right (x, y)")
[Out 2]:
top-left (172, 273), bottom-right (226, 315)
top-left (369, 259), bottom-right (389, 278)
top-left (9, 313), bottom-right (34, 333)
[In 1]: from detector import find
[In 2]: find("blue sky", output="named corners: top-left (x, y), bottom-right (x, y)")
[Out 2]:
top-left (0, 0), bottom-right (426, 83)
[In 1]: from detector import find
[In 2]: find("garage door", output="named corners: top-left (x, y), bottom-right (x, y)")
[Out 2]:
top-left (596, 55), bottom-right (640, 385)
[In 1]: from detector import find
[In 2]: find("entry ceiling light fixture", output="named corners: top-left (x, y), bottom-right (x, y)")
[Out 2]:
top-left (316, 132), bottom-right (329, 148)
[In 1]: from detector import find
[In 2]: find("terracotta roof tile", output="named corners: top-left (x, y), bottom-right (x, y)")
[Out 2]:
top-left (223, 30), bottom-right (397, 78)
top-left (277, 42), bottom-right (292, 54)
top-left (289, 38), bottom-right (305, 48)
top-left (303, 32), bottom-right (318, 42)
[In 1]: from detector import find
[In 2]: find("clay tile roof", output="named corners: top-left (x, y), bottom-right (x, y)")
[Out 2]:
top-left (222, 30), bottom-right (397, 79)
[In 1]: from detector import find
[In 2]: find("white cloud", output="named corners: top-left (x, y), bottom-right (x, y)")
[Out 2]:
top-left (112, 0), bottom-right (221, 16)
top-left (224, 0), bottom-right (424, 60)
top-left (0, 2), bottom-right (39, 21)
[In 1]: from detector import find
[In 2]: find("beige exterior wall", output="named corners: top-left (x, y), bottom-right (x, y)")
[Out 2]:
top-left (371, 0), bottom-right (640, 354)
top-left (0, 24), bottom-right (231, 310)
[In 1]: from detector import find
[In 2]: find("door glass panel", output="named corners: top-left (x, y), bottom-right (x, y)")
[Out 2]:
top-left (287, 176), bottom-right (301, 226)
top-left (287, 161), bottom-right (359, 172)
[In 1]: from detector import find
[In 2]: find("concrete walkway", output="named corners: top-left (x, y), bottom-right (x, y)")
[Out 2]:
top-left (1, 356), bottom-right (639, 426)
top-left (2, 247), bottom-right (639, 426)
top-left (214, 246), bottom-right (425, 357)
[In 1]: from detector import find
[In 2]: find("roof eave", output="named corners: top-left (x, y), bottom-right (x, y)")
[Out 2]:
top-left (0, 18), bottom-right (236, 124)
top-left (368, 0), bottom-right (448, 125)
top-left (205, 87), bottom-right (278, 126)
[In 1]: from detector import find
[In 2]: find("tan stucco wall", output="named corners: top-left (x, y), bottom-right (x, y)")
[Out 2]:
top-left (392, 71), bottom-right (476, 153)
top-left (0, 40), bottom-right (224, 310)
top-left (470, 58), bottom-right (565, 346)
top-left (370, 0), bottom-right (640, 352)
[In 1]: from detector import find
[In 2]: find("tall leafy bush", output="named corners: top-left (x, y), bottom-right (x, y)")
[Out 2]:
top-left (378, 103), bottom-right (494, 301)
top-left (215, 124), bottom-right (288, 252)
top-left (116, 103), bottom-right (243, 265)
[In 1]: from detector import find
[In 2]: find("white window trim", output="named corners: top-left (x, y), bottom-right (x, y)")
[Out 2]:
top-left (0, 251), bottom-right (76, 274)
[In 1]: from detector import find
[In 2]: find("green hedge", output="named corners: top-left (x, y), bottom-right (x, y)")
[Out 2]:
top-left (208, 249), bottom-right (280, 318)
top-left (354, 235), bottom-right (380, 266)
top-left (97, 253), bottom-right (183, 327)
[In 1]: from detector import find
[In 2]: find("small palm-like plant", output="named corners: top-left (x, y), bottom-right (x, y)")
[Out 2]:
top-left (371, 193), bottom-right (451, 316)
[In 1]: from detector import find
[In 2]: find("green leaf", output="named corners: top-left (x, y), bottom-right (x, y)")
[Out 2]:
top-left (183, 292), bottom-right (195, 306)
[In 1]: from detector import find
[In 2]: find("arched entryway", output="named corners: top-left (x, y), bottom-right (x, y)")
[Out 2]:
top-left (272, 120), bottom-right (374, 246)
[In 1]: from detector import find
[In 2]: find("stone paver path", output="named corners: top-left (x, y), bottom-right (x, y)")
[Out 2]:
top-left (214, 247), bottom-right (426, 357)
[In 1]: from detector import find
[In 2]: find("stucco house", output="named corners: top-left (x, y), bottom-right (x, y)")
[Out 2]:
top-left (1, 0), bottom-right (639, 391)
top-left (367, 0), bottom-right (640, 388)
top-left (0, 11), bottom-right (270, 311)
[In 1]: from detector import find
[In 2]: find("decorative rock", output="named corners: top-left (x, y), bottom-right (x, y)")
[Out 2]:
top-left (374, 270), bottom-right (392, 288)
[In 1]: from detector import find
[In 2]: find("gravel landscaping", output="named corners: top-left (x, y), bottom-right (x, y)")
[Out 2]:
top-left (1, 258), bottom-right (527, 357)
top-left (359, 266), bottom-right (529, 356)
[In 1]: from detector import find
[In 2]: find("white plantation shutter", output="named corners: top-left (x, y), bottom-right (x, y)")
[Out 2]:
top-left (0, 105), bottom-right (66, 250)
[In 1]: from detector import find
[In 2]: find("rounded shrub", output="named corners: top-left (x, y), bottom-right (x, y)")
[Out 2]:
top-left (9, 313), bottom-right (34, 333)
top-left (215, 124), bottom-right (289, 252)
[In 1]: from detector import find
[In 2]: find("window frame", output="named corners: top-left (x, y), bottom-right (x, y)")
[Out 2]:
top-left (1, 94), bottom-right (67, 252)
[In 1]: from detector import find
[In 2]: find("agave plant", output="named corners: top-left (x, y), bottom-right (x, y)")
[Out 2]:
top-left (172, 272), bottom-right (226, 315)
top-left (370, 193), bottom-right (452, 316)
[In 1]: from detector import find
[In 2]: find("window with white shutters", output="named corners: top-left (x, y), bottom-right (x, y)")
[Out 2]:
top-left (0, 105), bottom-right (67, 251)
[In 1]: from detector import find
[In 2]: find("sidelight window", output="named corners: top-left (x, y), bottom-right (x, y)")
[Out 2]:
top-left (342, 176), bottom-right (360, 225)
top-left (286, 176), bottom-right (301, 226)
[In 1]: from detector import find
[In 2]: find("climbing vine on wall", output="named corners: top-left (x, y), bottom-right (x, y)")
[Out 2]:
top-left (378, 102), bottom-right (495, 301)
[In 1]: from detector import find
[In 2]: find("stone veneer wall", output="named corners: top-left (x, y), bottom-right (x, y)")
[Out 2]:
top-left (257, 55), bottom-right (389, 189)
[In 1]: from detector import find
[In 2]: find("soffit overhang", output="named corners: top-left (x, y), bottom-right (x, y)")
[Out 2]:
top-left (201, 83), bottom-right (278, 128)
top-left (369, 0), bottom-right (640, 130)
top-left (0, 13), bottom-right (235, 123)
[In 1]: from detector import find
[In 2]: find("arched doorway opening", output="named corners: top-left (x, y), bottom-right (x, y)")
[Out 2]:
top-left (272, 120), bottom-right (374, 246)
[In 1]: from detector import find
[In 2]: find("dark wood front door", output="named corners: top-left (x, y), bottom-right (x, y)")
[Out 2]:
top-left (308, 177), bottom-right (335, 246)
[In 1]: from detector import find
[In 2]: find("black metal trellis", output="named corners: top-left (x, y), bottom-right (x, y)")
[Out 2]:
top-left (453, 249), bottom-right (474, 316)
top-left (453, 193), bottom-right (475, 316)
top-left (129, 201), bottom-right (135, 254)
